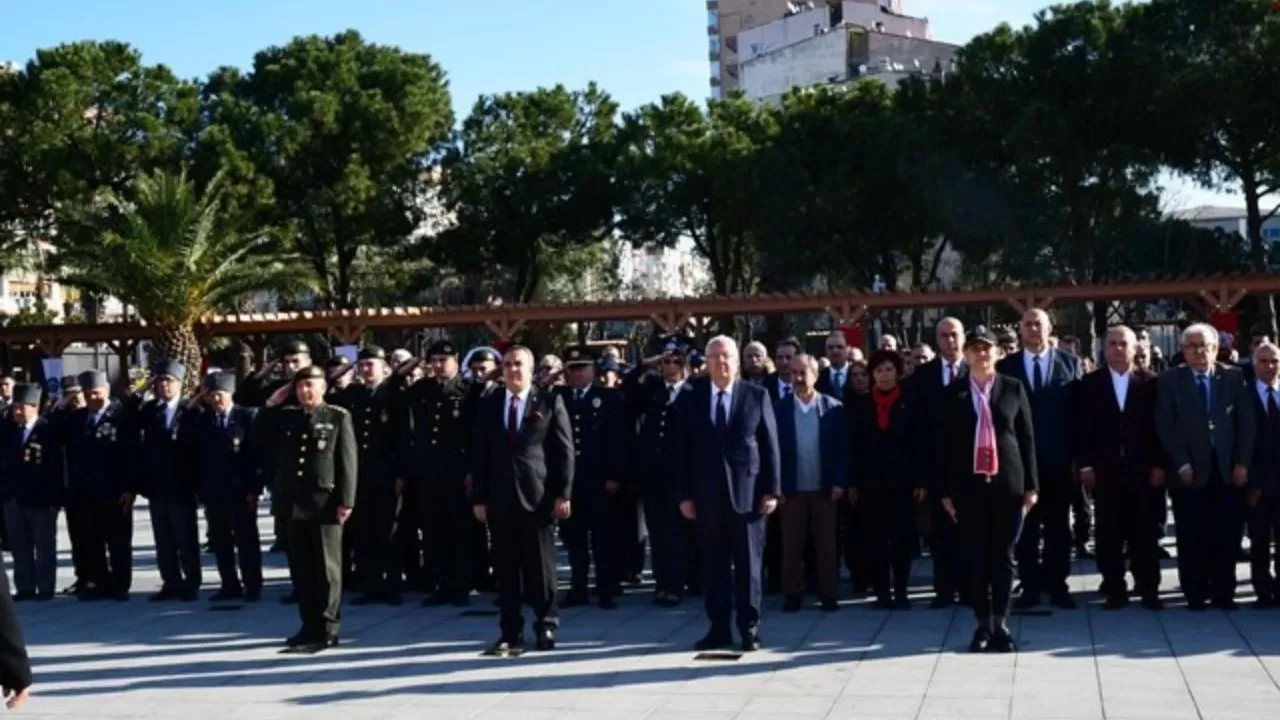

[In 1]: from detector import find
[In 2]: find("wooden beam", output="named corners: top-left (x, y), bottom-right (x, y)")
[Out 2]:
top-left (484, 317), bottom-right (526, 342)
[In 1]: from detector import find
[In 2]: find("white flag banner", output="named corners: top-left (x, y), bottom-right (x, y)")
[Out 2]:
top-left (334, 345), bottom-right (359, 363)
top-left (41, 357), bottom-right (63, 398)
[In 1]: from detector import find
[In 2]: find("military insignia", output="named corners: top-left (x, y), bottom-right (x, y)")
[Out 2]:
top-left (380, 411), bottom-right (389, 424)
top-left (232, 436), bottom-right (242, 453)
top-left (591, 397), bottom-right (602, 409)
top-left (452, 409), bottom-right (460, 418)
top-left (318, 439), bottom-right (327, 451)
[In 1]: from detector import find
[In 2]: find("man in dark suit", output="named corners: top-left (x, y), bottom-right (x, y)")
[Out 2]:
top-left (996, 309), bottom-right (1080, 610)
top-left (817, 330), bottom-right (862, 398)
top-left (909, 317), bottom-right (968, 608)
top-left (472, 345), bottom-right (574, 653)
top-left (1, 384), bottom-right (61, 601)
top-left (675, 335), bottom-right (781, 652)
top-left (1076, 327), bottom-right (1165, 610)
top-left (1156, 323), bottom-right (1256, 610)
top-left (1246, 342), bottom-right (1280, 607)
top-left (762, 337), bottom-right (800, 594)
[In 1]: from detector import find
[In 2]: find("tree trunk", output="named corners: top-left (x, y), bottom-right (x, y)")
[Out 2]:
top-left (1243, 181), bottom-right (1277, 335)
top-left (152, 323), bottom-right (204, 395)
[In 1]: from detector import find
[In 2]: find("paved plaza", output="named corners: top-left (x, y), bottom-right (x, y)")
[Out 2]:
top-left (8, 507), bottom-right (1280, 720)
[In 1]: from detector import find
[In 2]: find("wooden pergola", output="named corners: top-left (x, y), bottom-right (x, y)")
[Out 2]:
top-left (1, 273), bottom-right (1274, 368)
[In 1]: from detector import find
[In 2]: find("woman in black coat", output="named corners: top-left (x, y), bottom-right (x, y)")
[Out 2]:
top-left (850, 350), bottom-right (926, 609)
top-left (0, 567), bottom-right (33, 709)
top-left (938, 327), bottom-right (1039, 654)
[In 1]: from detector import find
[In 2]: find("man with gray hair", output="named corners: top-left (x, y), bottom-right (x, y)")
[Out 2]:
top-left (1246, 341), bottom-right (1280, 607)
top-left (1156, 322), bottom-right (1256, 610)
top-left (675, 335), bottom-right (781, 652)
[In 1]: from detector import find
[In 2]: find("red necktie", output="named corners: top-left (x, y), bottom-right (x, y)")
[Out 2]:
top-left (507, 396), bottom-right (519, 446)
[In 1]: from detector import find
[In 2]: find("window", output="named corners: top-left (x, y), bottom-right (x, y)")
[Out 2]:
top-left (708, 9), bottom-right (719, 31)
top-left (711, 86), bottom-right (723, 100)
top-left (710, 61), bottom-right (721, 80)
top-left (709, 36), bottom-right (721, 55)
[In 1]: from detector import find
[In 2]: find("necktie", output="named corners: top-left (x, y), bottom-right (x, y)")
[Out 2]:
top-left (1197, 375), bottom-right (1210, 413)
top-left (716, 390), bottom-right (728, 432)
top-left (782, 384), bottom-right (791, 398)
top-left (576, 389), bottom-right (584, 403)
top-left (507, 396), bottom-right (519, 445)
top-left (945, 363), bottom-right (954, 385)
top-left (1268, 388), bottom-right (1278, 423)
top-left (668, 386), bottom-right (677, 404)
top-left (1032, 356), bottom-right (1044, 391)
top-left (834, 370), bottom-right (843, 392)
top-left (21, 426), bottom-right (30, 446)
top-left (220, 413), bottom-right (228, 429)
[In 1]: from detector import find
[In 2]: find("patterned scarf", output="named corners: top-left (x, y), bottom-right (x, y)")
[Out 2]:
top-left (971, 375), bottom-right (998, 477)
top-left (871, 386), bottom-right (901, 432)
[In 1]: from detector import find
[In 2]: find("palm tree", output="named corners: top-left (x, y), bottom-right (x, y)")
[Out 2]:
top-left (57, 169), bottom-right (308, 389)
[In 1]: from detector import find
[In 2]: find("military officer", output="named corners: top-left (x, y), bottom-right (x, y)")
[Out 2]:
top-left (192, 372), bottom-right (264, 602)
top-left (257, 364), bottom-right (357, 650)
top-left (632, 337), bottom-right (694, 605)
top-left (1, 383), bottom-right (61, 601)
top-left (325, 356), bottom-right (355, 396)
top-left (252, 341), bottom-right (312, 569)
top-left (466, 347), bottom-right (501, 591)
top-left (407, 340), bottom-right (478, 606)
top-left (332, 346), bottom-right (405, 606)
top-left (137, 360), bottom-right (201, 601)
top-left (65, 371), bottom-right (135, 601)
top-left (557, 345), bottom-right (627, 609)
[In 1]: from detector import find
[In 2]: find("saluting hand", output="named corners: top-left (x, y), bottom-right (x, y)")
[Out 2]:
top-left (1022, 491), bottom-right (1038, 511)
top-left (1079, 468), bottom-right (1097, 491)
top-left (266, 384), bottom-right (290, 407)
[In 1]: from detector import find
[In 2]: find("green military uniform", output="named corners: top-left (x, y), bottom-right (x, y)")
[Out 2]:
top-left (258, 369), bottom-right (357, 647)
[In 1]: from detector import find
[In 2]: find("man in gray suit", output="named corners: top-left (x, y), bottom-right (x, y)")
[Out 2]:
top-left (1156, 322), bottom-right (1256, 610)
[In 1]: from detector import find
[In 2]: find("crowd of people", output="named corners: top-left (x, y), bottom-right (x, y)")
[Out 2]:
top-left (0, 309), bottom-right (1278, 695)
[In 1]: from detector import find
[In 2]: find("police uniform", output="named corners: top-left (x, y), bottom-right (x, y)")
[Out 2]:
top-left (257, 365), bottom-right (357, 647)
top-left (466, 348), bottom-right (501, 591)
top-left (137, 360), bottom-right (202, 600)
top-left (406, 341), bottom-right (476, 606)
top-left (65, 371), bottom-right (135, 601)
top-left (1, 384), bottom-right (61, 600)
top-left (556, 346), bottom-right (627, 608)
top-left (192, 373), bottom-right (264, 601)
top-left (331, 346), bottom-right (405, 605)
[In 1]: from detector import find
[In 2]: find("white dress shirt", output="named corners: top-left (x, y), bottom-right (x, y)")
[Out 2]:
top-left (1023, 348), bottom-right (1052, 389)
top-left (1110, 368), bottom-right (1131, 412)
top-left (1257, 378), bottom-right (1280, 414)
top-left (941, 357), bottom-right (962, 387)
top-left (710, 381), bottom-right (735, 424)
top-left (20, 420), bottom-right (36, 446)
top-left (828, 365), bottom-right (847, 394)
top-left (665, 381), bottom-right (684, 405)
top-left (795, 392), bottom-right (817, 414)
top-left (162, 398), bottom-right (179, 429)
top-left (504, 387), bottom-right (532, 432)
top-left (776, 378), bottom-right (790, 400)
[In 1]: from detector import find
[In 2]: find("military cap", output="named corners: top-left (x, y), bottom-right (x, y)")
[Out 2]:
top-left (427, 340), bottom-right (458, 357)
top-left (597, 355), bottom-right (620, 374)
top-left (280, 340), bottom-right (310, 357)
top-left (965, 325), bottom-right (999, 348)
top-left (469, 348), bottom-right (498, 364)
top-left (12, 383), bottom-right (41, 407)
top-left (688, 350), bottom-right (706, 367)
top-left (78, 370), bottom-right (109, 390)
top-left (153, 359), bottom-right (187, 382)
top-left (292, 365), bottom-right (326, 384)
top-left (204, 372), bottom-right (236, 394)
top-left (390, 348), bottom-right (414, 365)
top-left (325, 355), bottom-right (352, 370)
top-left (358, 344), bottom-right (387, 361)
top-left (61, 375), bottom-right (82, 392)
top-left (661, 335), bottom-right (689, 357)
top-left (564, 345), bottom-right (595, 367)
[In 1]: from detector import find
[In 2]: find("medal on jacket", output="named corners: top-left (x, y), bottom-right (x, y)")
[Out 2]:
top-left (381, 410), bottom-right (389, 424)
top-left (317, 439), bottom-right (327, 451)
top-left (592, 397), bottom-right (602, 409)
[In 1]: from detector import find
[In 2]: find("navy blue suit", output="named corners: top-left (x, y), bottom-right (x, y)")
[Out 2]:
top-left (631, 377), bottom-right (695, 597)
top-left (191, 405), bottom-right (264, 593)
top-left (907, 357), bottom-right (968, 603)
top-left (556, 385), bottom-right (626, 599)
top-left (997, 348), bottom-right (1080, 600)
top-left (137, 398), bottom-right (202, 592)
top-left (65, 401), bottom-right (135, 596)
top-left (1, 419), bottom-right (62, 596)
top-left (675, 377), bottom-right (781, 638)
top-left (1248, 382), bottom-right (1280, 602)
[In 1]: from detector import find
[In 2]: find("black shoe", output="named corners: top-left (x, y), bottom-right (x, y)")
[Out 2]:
top-left (782, 595), bottom-right (802, 613)
top-left (280, 592), bottom-right (298, 605)
top-left (245, 587), bottom-right (262, 603)
top-left (661, 594), bottom-right (682, 607)
top-left (148, 587), bottom-right (178, 603)
top-left (322, 634), bottom-right (340, 648)
top-left (1141, 596), bottom-right (1164, 611)
top-left (653, 591), bottom-right (667, 606)
top-left (286, 631), bottom-right (315, 648)
top-left (61, 581), bottom-right (80, 596)
top-left (892, 597), bottom-right (911, 611)
top-left (1213, 598), bottom-right (1239, 611)
top-left (1050, 592), bottom-right (1077, 610)
top-left (34, 592), bottom-right (53, 602)
top-left (821, 599), bottom-right (839, 612)
top-left (178, 588), bottom-right (199, 602)
top-left (210, 587), bottom-right (244, 603)
top-left (421, 592), bottom-right (452, 607)
top-left (694, 631), bottom-right (734, 651)
top-left (450, 595), bottom-right (471, 608)
top-left (968, 627), bottom-right (991, 653)
top-left (990, 628), bottom-right (1017, 653)
top-left (1103, 595), bottom-right (1129, 610)
top-left (534, 630), bottom-right (556, 651)
top-left (930, 596), bottom-right (954, 609)
top-left (741, 633), bottom-right (762, 652)
top-left (1256, 596), bottom-right (1275, 610)
top-left (1013, 594), bottom-right (1039, 610)
top-left (871, 597), bottom-right (894, 610)
top-left (490, 636), bottom-right (523, 653)
top-left (12, 591), bottom-right (34, 602)
top-left (562, 590), bottom-right (589, 608)
top-left (1187, 599), bottom-right (1206, 612)
top-left (599, 595), bottom-right (618, 610)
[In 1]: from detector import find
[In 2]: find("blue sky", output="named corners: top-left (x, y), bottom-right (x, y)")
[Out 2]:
top-left (2, 0), bottom-right (1232, 208)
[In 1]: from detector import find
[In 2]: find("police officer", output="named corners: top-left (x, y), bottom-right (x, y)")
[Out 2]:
top-left (557, 345), bottom-right (626, 609)
top-left (332, 346), bottom-right (405, 606)
top-left (1, 383), bottom-right (61, 601)
top-left (466, 348), bottom-right (501, 591)
top-left (65, 371), bottom-right (135, 601)
top-left (192, 372), bottom-right (264, 602)
top-left (632, 337), bottom-right (693, 606)
top-left (407, 340), bottom-right (476, 607)
top-left (137, 360), bottom-right (201, 602)
top-left (257, 365), bottom-right (357, 650)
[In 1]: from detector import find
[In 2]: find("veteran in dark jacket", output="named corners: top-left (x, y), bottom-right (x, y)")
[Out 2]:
top-left (1247, 342), bottom-right (1280, 607)
top-left (1, 383), bottom-right (62, 600)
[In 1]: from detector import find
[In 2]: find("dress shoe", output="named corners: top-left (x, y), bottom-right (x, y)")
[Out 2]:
top-left (12, 591), bottom-right (34, 602)
top-left (489, 635), bottom-right (524, 653)
top-left (148, 587), bottom-right (178, 603)
top-left (1102, 595), bottom-right (1129, 610)
top-left (653, 591), bottom-right (667, 606)
top-left (245, 587), bottom-right (262, 603)
top-left (1255, 596), bottom-right (1274, 610)
top-left (694, 631), bottom-right (734, 651)
top-left (741, 634), bottom-right (763, 652)
top-left (892, 597), bottom-right (912, 611)
top-left (322, 634), bottom-right (340, 648)
top-left (1140, 596), bottom-right (1164, 611)
top-left (1013, 593), bottom-right (1040, 610)
top-left (930, 596), bottom-right (954, 609)
top-left (451, 594), bottom-right (471, 608)
top-left (968, 627), bottom-right (991, 653)
top-left (599, 595), bottom-right (618, 610)
top-left (562, 590), bottom-right (589, 608)
top-left (782, 595), bottom-right (803, 613)
top-left (178, 588), bottom-right (199, 602)
top-left (534, 630), bottom-right (556, 651)
top-left (821, 599), bottom-right (839, 612)
top-left (209, 587), bottom-right (244, 603)
top-left (34, 592), bottom-right (53, 602)
top-left (1213, 598), bottom-right (1239, 612)
top-left (61, 581), bottom-right (81, 596)
top-left (990, 628), bottom-right (1017, 653)
top-left (285, 631), bottom-right (315, 648)
top-left (1187, 599), bottom-right (1206, 612)
top-left (1050, 592), bottom-right (1077, 610)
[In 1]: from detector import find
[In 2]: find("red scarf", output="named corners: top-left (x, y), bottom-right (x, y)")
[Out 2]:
top-left (872, 386), bottom-right (901, 431)
top-left (972, 375), bottom-right (998, 477)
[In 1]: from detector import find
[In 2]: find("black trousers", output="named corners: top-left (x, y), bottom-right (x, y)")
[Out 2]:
top-left (840, 501), bottom-right (871, 591)
top-left (1171, 479), bottom-right (1244, 604)
top-left (3, 502), bottom-right (58, 596)
top-left (957, 481), bottom-right (1024, 624)
top-left (355, 487), bottom-right (402, 595)
top-left (491, 507), bottom-right (559, 639)
top-left (560, 490), bottom-right (618, 596)
top-left (763, 510), bottom-right (783, 592)
top-left (472, 518), bottom-right (493, 591)
top-left (397, 481), bottom-right (425, 589)
top-left (863, 490), bottom-right (917, 601)
top-left (1070, 482), bottom-right (1093, 548)
top-left (150, 501), bottom-right (202, 590)
top-left (422, 475), bottom-right (474, 599)
top-left (1095, 476), bottom-right (1161, 599)
top-left (1248, 493), bottom-right (1280, 600)
top-left (75, 498), bottom-right (133, 594)
top-left (288, 519), bottom-right (343, 636)
top-left (643, 486), bottom-right (685, 595)
top-left (1015, 468), bottom-right (1072, 597)
top-left (66, 498), bottom-right (90, 584)
top-left (205, 501), bottom-right (263, 591)
top-left (930, 497), bottom-right (966, 602)
top-left (699, 500), bottom-right (765, 637)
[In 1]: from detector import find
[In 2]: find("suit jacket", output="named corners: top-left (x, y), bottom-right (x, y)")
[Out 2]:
top-left (331, 381), bottom-right (405, 489)
top-left (471, 385), bottom-right (575, 515)
top-left (555, 385), bottom-right (625, 494)
top-left (997, 348), bottom-right (1079, 474)
top-left (404, 374), bottom-right (475, 481)
top-left (1249, 382), bottom-right (1280, 495)
top-left (848, 388), bottom-right (921, 494)
top-left (254, 403), bottom-right (358, 522)
top-left (1075, 368), bottom-right (1162, 486)
top-left (631, 378), bottom-right (692, 495)
top-left (816, 364), bottom-right (854, 399)
top-left (939, 374), bottom-right (1039, 500)
top-left (775, 392), bottom-right (848, 495)
top-left (674, 377), bottom-right (781, 515)
top-left (1155, 363), bottom-right (1256, 489)
top-left (66, 400), bottom-right (134, 500)
top-left (907, 356), bottom-right (967, 493)
top-left (762, 372), bottom-right (792, 407)
top-left (189, 405), bottom-right (262, 505)
top-left (0, 418), bottom-right (62, 508)
top-left (135, 397), bottom-right (197, 503)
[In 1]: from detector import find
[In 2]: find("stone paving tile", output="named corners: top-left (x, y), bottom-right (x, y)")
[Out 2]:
top-left (9, 511), bottom-right (1280, 718)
